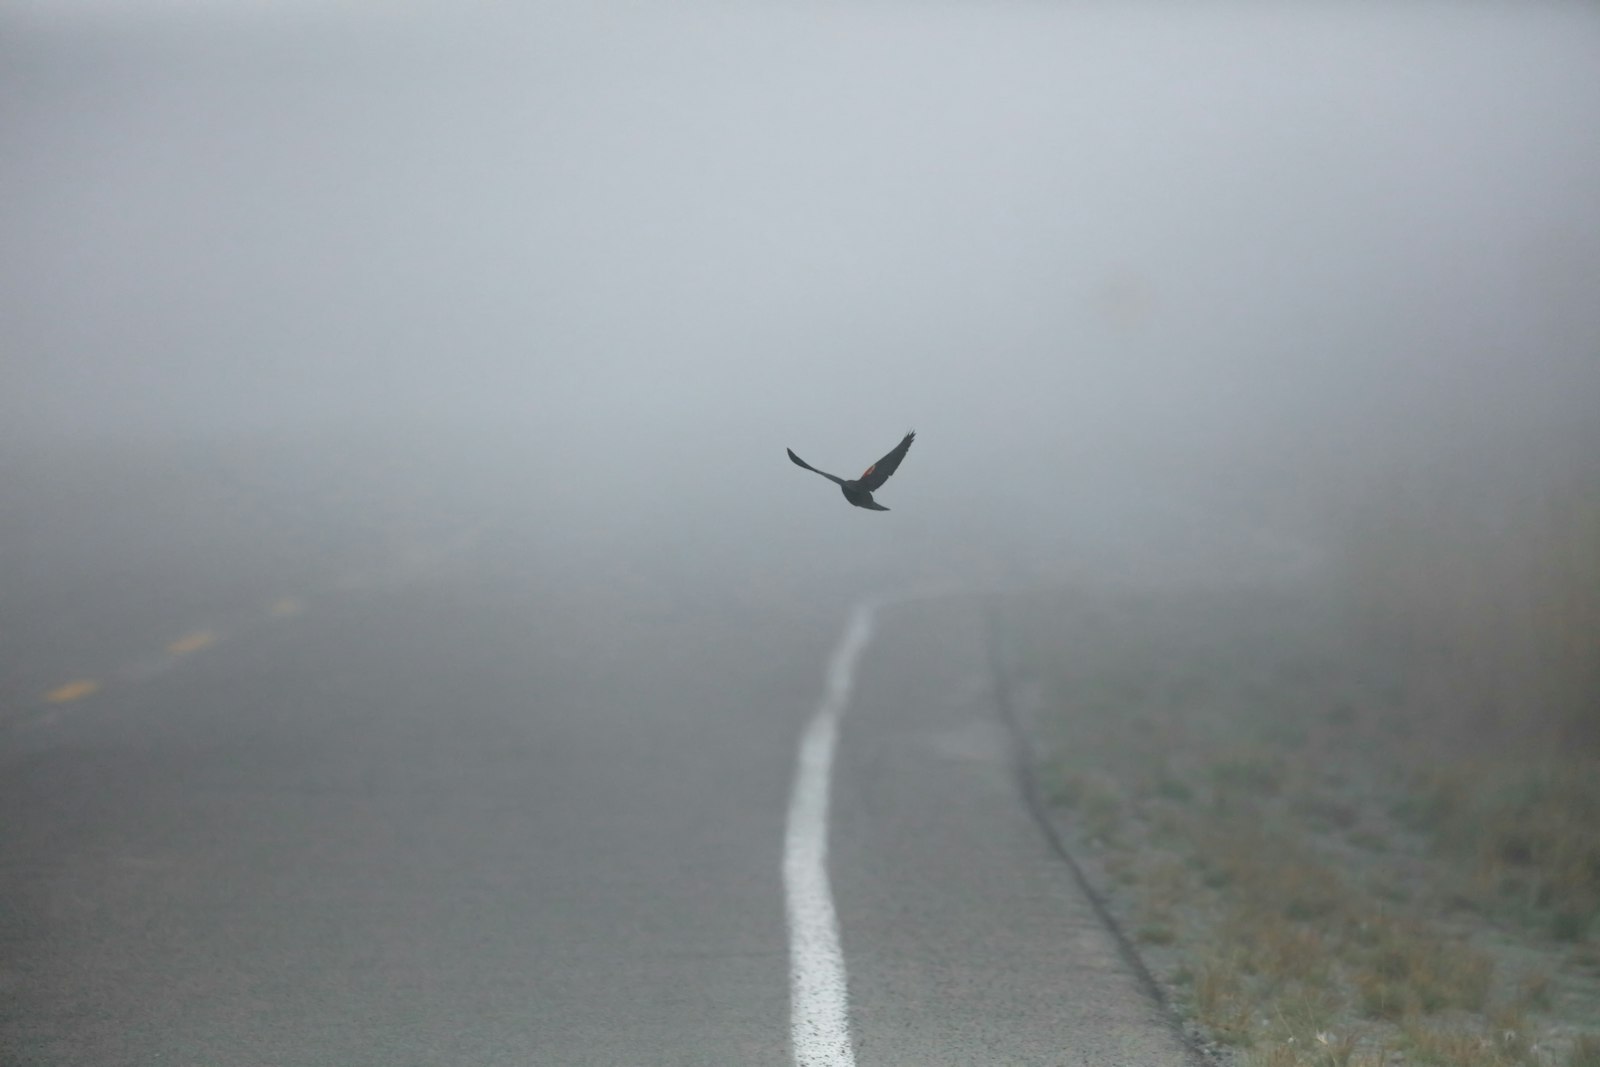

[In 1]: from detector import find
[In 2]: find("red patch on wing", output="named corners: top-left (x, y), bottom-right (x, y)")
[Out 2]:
top-left (861, 464), bottom-right (875, 478)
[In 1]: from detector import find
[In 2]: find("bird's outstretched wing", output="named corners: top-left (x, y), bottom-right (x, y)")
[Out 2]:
top-left (787, 448), bottom-right (845, 486)
top-left (857, 431), bottom-right (915, 491)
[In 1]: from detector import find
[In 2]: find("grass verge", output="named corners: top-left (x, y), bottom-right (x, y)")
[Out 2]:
top-left (1008, 585), bottom-right (1600, 1067)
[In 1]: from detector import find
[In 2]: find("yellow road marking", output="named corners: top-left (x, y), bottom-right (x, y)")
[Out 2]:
top-left (167, 630), bottom-right (218, 656)
top-left (44, 679), bottom-right (100, 704)
top-left (268, 597), bottom-right (304, 618)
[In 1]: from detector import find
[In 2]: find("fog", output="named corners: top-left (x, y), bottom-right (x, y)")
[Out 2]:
top-left (4, 2), bottom-right (1599, 607)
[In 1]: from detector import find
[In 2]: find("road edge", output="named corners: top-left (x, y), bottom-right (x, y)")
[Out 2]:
top-left (981, 597), bottom-right (1214, 1067)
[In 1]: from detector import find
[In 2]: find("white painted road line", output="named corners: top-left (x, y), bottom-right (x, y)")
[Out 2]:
top-left (784, 601), bottom-right (875, 1067)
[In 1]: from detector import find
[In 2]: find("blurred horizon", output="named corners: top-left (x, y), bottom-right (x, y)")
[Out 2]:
top-left (4, 4), bottom-right (1597, 624)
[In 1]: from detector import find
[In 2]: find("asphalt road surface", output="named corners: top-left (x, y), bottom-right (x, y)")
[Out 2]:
top-left (2, 507), bottom-right (1193, 1065)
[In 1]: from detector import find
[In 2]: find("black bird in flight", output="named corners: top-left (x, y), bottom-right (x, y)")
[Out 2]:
top-left (787, 431), bottom-right (915, 512)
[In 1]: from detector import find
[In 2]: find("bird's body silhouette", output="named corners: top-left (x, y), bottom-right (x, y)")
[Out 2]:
top-left (787, 431), bottom-right (915, 511)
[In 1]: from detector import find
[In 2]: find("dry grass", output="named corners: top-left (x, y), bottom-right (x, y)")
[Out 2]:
top-left (1397, 762), bottom-right (1600, 941)
top-left (1245, 1024), bottom-right (1370, 1067)
top-left (1350, 915), bottom-right (1493, 1017)
top-left (1399, 1024), bottom-right (1524, 1067)
top-left (1515, 971), bottom-right (1553, 1012)
top-left (1194, 961), bottom-right (1256, 1047)
top-left (1569, 1034), bottom-right (1600, 1067)
top-left (1011, 581), bottom-right (1600, 1066)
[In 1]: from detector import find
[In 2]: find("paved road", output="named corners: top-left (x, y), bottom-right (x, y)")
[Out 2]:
top-left (1, 512), bottom-right (1192, 1064)
top-left (832, 599), bottom-right (1190, 1066)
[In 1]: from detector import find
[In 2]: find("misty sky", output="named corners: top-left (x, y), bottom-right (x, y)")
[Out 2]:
top-left (4, 3), bottom-right (1598, 552)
